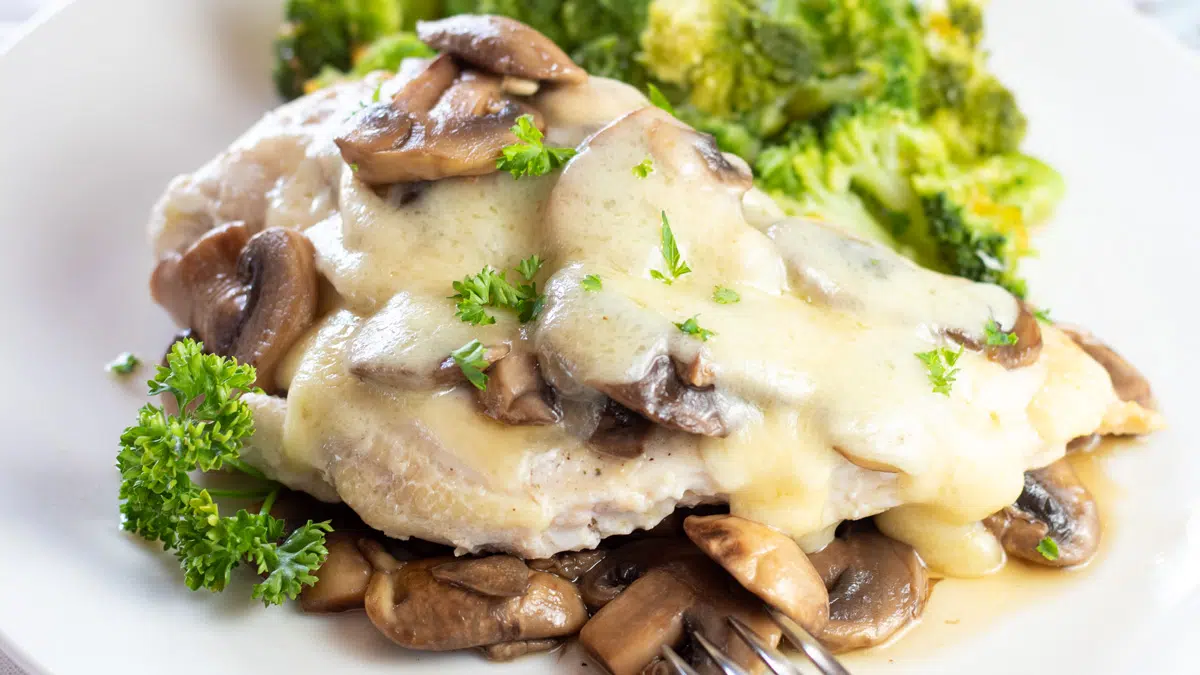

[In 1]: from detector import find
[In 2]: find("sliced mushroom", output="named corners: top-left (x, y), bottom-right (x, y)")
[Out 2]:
top-left (430, 555), bottom-right (531, 597)
top-left (597, 355), bottom-right (729, 437)
top-left (948, 301), bottom-right (1043, 370)
top-left (299, 533), bottom-right (374, 613)
top-left (477, 351), bottom-right (560, 425)
top-left (481, 639), bottom-right (562, 661)
top-left (579, 550), bottom-right (783, 675)
top-left (416, 15), bottom-right (587, 84)
top-left (149, 223), bottom-right (318, 391)
top-left (1062, 327), bottom-right (1154, 408)
top-left (684, 515), bottom-right (829, 636)
top-left (336, 55), bottom-right (544, 184)
top-left (578, 539), bottom-right (702, 611)
top-left (365, 556), bottom-right (587, 651)
top-left (984, 458), bottom-right (1100, 567)
top-left (806, 529), bottom-right (930, 653)
top-left (588, 398), bottom-right (652, 458)
top-left (527, 550), bottom-right (608, 582)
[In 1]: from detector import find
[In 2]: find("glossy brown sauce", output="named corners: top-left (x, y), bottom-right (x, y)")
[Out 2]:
top-left (840, 438), bottom-right (1125, 668)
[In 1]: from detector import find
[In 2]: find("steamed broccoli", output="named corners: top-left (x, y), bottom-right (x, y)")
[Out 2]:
top-left (755, 125), bottom-right (901, 247)
top-left (910, 153), bottom-right (1063, 296)
top-left (641, 0), bottom-right (823, 136)
top-left (274, 0), bottom-right (406, 100)
top-left (303, 31), bottom-right (434, 93)
top-left (918, 0), bottom-right (1027, 159)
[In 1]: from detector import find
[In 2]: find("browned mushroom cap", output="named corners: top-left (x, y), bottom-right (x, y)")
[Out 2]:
top-left (431, 555), bottom-right (531, 597)
top-left (299, 533), bottom-right (374, 613)
top-left (365, 556), bottom-right (588, 651)
top-left (481, 639), bottom-right (562, 661)
top-left (336, 55), bottom-right (544, 185)
top-left (416, 15), bottom-right (586, 84)
top-left (580, 554), bottom-right (783, 675)
top-left (588, 398), bottom-right (652, 458)
top-left (477, 351), bottom-right (560, 425)
top-left (149, 224), bottom-right (318, 391)
top-left (806, 529), bottom-right (930, 653)
top-left (1062, 327), bottom-right (1154, 408)
top-left (684, 515), bottom-right (829, 636)
top-left (984, 458), bottom-right (1100, 567)
top-left (948, 301), bottom-right (1043, 370)
top-left (597, 354), bottom-right (728, 437)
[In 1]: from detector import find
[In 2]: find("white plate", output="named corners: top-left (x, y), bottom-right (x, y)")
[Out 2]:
top-left (1, 0), bottom-right (1198, 673)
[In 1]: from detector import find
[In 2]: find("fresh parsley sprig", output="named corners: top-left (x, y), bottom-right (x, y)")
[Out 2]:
top-left (1036, 536), bottom-right (1060, 561)
top-left (496, 115), bottom-right (577, 179)
top-left (712, 286), bottom-right (740, 304)
top-left (633, 158), bottom-right (654, 178)
top-left (983, 318), bottom-right (1018, 346)
top-left (1032, 307), bottom-right (1053, 324)
top-left (451, 340), bottom-right (491, 391)
top-left (916, 345), bottom-right (964, 396)
top-left (451, 254), bottom-right (546, 325)
top-left (116, 339), bottom-right (331, 606)
top-left (582, 274), bottom-right (603, 292)
top-left (107, 351), bottom-right (141, 375)
top-left (650, 211), bottom-right (691, 285)
top-left (675, 315), bottom-right (716, 342)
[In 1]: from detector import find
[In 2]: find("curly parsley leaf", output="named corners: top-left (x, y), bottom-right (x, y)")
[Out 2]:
top-left (1036, 536), bottom-right (1060, 561)
top-left (496, 114), bottom-right (577, 179)
top-left (582, 274), bottom-right (603, 292)
top-left (116, 338), bottom-right (330, 606)
top-left (451, 339), bottom-right (490, 391)
top-left (713, 286), bottom-right (740, 304)
top-left (652, 211), bottom-right (691, 285)
top-left (452, 257), bottom-right (547, 326)
top-left (915, 345), bottom-right (964, 396)
top-left (984, 318), bottom-right (1019, 346)
top-left (107, 351), bottom-right (141, 375)
top-left (675, 315), bottom-right (717, 342)
top-left (633, 158), bottom-right (655, 178)
top-left (1033, 307), bottom-right (1053, 324)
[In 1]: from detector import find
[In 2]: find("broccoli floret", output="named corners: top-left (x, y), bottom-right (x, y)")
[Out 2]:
top-left (274, 0), bottom-right (405, 100)
top-left (909, 153), bottom-right (1062, 296)
top-left (794, 0), bottom-right (926, 115)
top-left (303, 31), bottom-right (435, 93)
top-left (641, 0), bottom-right (823, 134)
top-left (571, 34), bottom-right (646, 84)
top-left (755, 126), bottom-right (900, 247)
top-left (918, 0), bottom-right (1027, 159)
top-left (823, 103), bottom-right (948, 217)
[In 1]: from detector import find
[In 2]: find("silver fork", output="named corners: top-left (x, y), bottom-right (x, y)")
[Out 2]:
top-left (659, 607), bottom-right (851, 675)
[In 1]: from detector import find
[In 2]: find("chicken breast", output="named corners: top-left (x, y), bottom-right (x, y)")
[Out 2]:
top-left (150, 63), bottom-right (1162, 560)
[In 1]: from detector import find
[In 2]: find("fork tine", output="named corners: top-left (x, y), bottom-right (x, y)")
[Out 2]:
top-left (692, 631), bottom-right (752, 675)
top-left (661, 645), bottom-right (702, 675)
top-left (727, 616), bottom-right (803, 675)
top-left (766, 608), bottom-right (851, 675)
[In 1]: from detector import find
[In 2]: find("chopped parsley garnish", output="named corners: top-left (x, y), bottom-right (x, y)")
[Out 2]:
top-left (649, 211), bottom-right (691, 285)
top-left (646, 84), bottom-right (676, 117)
top-left (582, 274), bottom-right (603, 292)
top-left (916, 345), bottom-right (964, 396)
top-left (712, 286), bottom-right (740, 304)
top-left (984, 318), bottom-right (1019, 346)
top-left (633, 158), bottom-right (655, 178)
top-left (107, 351), bottom-right (141, 375)
top-left (349, 162), bottom-right (359, 173)
top-left (116, 339), bottom-right (331, 606)
top-left (451, 255), bottom-right (546, 325)
top-left (496, 114), bottom-right (577, 179)
top-left (1033, 307), bottom-right (1053, 324)
top-left (1036, 536), bottom-right (1060, 561)
top-left (451, 339), bottom-right (490, 391)
top-left (675, 315), bottom-right (716, 342)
